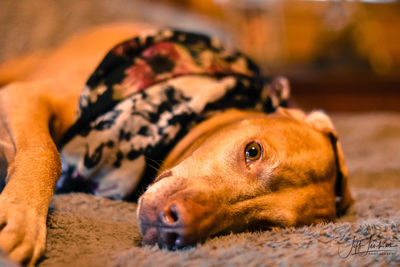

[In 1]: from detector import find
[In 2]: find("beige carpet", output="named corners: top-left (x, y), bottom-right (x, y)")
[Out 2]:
top-left (40, 188), bottom-right (400, 267)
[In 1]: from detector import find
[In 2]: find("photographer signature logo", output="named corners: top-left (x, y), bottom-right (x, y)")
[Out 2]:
top-left (339, 236), bottom-right (399, 258)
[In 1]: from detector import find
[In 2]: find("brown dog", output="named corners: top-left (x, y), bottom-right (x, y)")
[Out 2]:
top-left (0, 23), bottom-right (353, 265)
top-left (137, 108), bottom-right (353, 247)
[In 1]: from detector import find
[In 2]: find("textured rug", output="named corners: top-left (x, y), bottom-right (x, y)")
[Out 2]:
top-left (39, 188), bottom-right (400, 267)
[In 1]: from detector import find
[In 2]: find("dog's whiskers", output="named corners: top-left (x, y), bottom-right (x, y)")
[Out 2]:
top-left (145, 157), bottom-right (163, 172)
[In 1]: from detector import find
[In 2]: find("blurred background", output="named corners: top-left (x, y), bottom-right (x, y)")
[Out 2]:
top-left (0, 0), bottom-right (399, 111)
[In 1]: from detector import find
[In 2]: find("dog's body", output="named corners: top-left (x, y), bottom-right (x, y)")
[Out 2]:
top-left (0, 23), bottom-right (352, 265)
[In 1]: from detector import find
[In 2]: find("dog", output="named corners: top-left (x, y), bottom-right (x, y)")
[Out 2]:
top-left (0, 23), bottom-right (353, 265)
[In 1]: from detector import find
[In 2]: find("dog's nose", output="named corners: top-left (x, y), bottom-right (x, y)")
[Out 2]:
top-left (159, 201), bottom-right (195, 247)
top-left (161, 203), bottom-right (180, 224)
top-left (138, 198), bottom-right (207, 248)
top-left (158, 202), bottom-right (186, 247)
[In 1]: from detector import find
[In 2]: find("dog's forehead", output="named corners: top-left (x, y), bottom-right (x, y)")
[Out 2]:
top-left (215, 116), bottom-right (315, 142)
top-left (192, 116), bottom-right (325, 156)
top-left (165, 114), bottom-right (333, 178)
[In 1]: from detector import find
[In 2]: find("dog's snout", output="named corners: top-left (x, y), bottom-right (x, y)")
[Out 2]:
top-left (158, 202), bottom-right (188, 247)
top-left (138, 196), bottom-right (211, 249)
top-left (158, 203), bottom-right (185, 248)
top-left (152, 201), bottom-right (192, 247)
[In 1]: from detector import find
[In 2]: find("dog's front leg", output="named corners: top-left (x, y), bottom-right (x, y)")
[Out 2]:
top-left (0, 81), bottom-right (61, 265)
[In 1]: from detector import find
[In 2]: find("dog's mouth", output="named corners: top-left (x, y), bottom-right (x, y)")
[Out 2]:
top-left (140, 222), bottom-right (199, 249)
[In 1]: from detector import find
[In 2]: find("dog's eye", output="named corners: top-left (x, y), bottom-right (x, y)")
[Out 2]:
top-left (244, 142), bottom-right (262, 162)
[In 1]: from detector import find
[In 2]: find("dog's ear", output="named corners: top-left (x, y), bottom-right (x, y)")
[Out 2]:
top-left (332, 137), bottom-right (354, 215)
top-left (305, 111), bottom-right (353, 215)
top-left (306, 110), bottom-right (342, 133)
top-left (274, 107), bottom-right (307, 121)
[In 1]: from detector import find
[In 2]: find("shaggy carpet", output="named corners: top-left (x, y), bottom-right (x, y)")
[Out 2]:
top-left (0, 112), bottom-right (399, 267)
top-left (41, 189), bottom-right (400, 267)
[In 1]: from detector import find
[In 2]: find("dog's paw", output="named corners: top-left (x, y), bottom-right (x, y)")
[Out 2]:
top-left (0, 195), bottom-right (46, 266)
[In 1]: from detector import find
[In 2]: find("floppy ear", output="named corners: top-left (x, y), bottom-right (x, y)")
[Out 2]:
top-left (305, 111), bottom-right (353, 215)
top-left (274, 107), bottom-right (307, 121)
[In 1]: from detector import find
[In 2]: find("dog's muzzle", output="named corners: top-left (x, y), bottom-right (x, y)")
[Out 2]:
top-left (137, 174), bottom-right (217, 249)
top-left (138, 196), bottom-right (214, 249)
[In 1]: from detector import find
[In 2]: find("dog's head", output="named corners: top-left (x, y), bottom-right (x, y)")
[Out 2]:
top-left (137, 108), bottom-right (352, 249)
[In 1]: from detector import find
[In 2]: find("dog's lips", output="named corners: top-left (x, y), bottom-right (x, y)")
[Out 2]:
top-left (142, 226), bottom-right (158, 245)
top-left (140, 222), bottom-right (198, 249)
